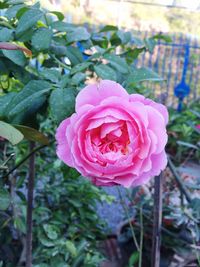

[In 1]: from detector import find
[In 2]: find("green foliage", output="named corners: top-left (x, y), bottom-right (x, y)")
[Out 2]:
top-left (167, 102), bottom-right (200, 163)
top-left (0, 188), bottom-right (10, 210)
top-left (49, 88), bottom-right (75, 123)
top-left (0, 1), bottom-right (166, 266)
top-left (0, 121), bottom-right (24, 145)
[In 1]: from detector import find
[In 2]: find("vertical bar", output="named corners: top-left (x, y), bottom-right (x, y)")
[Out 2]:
top-left (166, 34), bottom-right (176, 99)
top-left (142, 30), bottom-right (148, 66)
top-left (194, 64), bottom-right (200, 101)
top-left (148, 30), bottom-right (155, 69)
top-left (26, 142), bottom-right (35, 267)
top-left (191, 38), bottom-right (199, 101)
top-left (189, 39), bottom-right (194, 88)
top-left (151, 173), bottom-right (163, 267)
top-left (155, 39), bottom-right (161, 73)
top-left (173, 33), bottom-right (183, 107)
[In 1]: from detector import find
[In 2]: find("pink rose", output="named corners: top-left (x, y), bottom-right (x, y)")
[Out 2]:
top-left (196, 124), bottom-right (200, 130)
top-left (56, 80), bottom-right (168, 188)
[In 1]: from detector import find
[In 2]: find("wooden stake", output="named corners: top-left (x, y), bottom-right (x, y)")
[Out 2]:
top-left (26, 142), bottom-right (35, 267)
top-left (151, 173), bottom-right (163, 267)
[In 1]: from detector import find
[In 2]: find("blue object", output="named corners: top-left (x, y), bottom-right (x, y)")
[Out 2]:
top-left (77, 41), bottom-right (90, 60)
top-left (174, 44), bottom-right (190, 111)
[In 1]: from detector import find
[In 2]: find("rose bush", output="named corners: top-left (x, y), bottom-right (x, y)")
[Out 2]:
top-left (56, 80), bottom-right (168, 187)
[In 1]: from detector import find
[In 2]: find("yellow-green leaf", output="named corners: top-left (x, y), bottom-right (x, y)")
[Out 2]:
top-left (0, 121), bottom-right (24, 145)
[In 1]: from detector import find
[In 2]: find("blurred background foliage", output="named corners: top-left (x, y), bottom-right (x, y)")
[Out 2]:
top-left (40, 0), bottom-right (200, 37)
top-left (0, 0), bottom-right (200, 267)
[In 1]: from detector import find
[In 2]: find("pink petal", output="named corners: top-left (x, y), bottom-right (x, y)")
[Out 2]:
top-left (146, 106), bottom-right (168, 154)
top-left (76, 80), bottom-right (129, 112)
top-left (130, 94), bottom-right (169, 125)
top-left (131, 151), bottom-right (167, 187)
top-left (56, 118), bottom-right (74, 167)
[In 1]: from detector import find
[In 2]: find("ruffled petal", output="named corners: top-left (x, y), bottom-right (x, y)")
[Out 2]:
top-left (56, 118), bottom-right (74, 167)
top-left (76, 80), bottom-right (129, 112)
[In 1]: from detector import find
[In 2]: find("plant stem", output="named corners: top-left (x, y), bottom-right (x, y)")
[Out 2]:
top-left (117, 187), bottom-right (140, 252)
top-left (138, 206), bottom-right (143, 267)
top-left (3, 143), bottom-right (50, 179)
top-left (151, 173), bottom-right (163, 267)
top-left (26, 142), bottom-right (35, 267)
top-left (168, 156), bottom-right (192, 203)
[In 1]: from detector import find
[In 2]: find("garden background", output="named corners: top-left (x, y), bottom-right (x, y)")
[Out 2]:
top-left (0, 0), bottom-right (200, 267)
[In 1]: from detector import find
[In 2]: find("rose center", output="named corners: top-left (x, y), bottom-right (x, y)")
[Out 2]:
top-left (91, 121), bottom-right (130, 156)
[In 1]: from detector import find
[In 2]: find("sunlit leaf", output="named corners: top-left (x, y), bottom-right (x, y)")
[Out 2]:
top-left (0, 121), bottom-right (24, 145)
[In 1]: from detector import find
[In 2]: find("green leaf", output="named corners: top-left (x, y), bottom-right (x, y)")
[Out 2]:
top-left (49, 88), bottom-right (75, 123)
top-left (65, 46), bottom-right (83, 65)
top-left (43, 224), bottom-right (59, 240)
top-left (7, 80), bottom-right (51, 117)
top-left (177, 141), bottom-right (199, 150)
top-left (49, 11), bottom-right (64, 21)
top-left (7, 0), bottom-right (26, 4)
top-left (94, 64), bottom-right (117, 81)
top-left (190, 198), bottom-right (200, 218)
top-left (66, 240), bottom-right (77, 257)
top-left (51, 21), bottom-right (75, 32)
top-left (16, 5), bottom-right (29, 19)
top-left (190, 109), bottom-right (200, 119)
top-left (152, 33), bottom-right (172, 43)
top-left (128, 251), bottom-right (139, 266)
top-left (127, 67), bottom-right (164, 84)
top-left (0, 93), bottom-right (16, 119)
top-left (104, 54), bottom-right (129, 74)
top-left (14, 217), bottom-right (26, 234)
top-left (5, 4), bottom-right (25, 19)
top-left (187, 121), bottom-right (200, 134)
top-left (144, 37), bottom-right (156, 53)
top-left (16, 8), bottom-right (43, 36)
top-left (32, 28), bottom-right (53, 51)
top-left (117, 30), bottom-right (131, 44)
top-left (0, 28), bottom-right (14, 42)
top-left (132, 35), bottom-right (145, 46)
top-left (40, 68), bottom-right (61, 83)
top-left (99, 25), bottom-right (118, 32)
top-left (67, 27), bottom-right (91, 43)
top-left (91, 36), bottom-right (109, 49)
top-left (0, 2), bottom-right (9, 8)
top-left (71, 72), bottom-right (86, 85)
top-left (39, 234), bottom-right (55, 247)
top-left (17, 28), bottom-right (35, 42)
top-left (70, 62), bottom-right (91, 75)
top-left (122, 47), bottom-right (146, 63)
top-left (0, 121), bottom-right (24, 145)
top-left (34, 264), bottom-right (49, 267)
top-left (0, 188), bottom-right (10, 211)
top-left (13, 125), bottom-right (49, 145)
top-left (2, 49), bottom-right (27, 66)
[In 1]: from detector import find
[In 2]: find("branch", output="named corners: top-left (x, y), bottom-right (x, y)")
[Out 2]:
top-left (167, 156), bottom-right (192, 203)
top-left (2, 143), bottom-right (51, 179)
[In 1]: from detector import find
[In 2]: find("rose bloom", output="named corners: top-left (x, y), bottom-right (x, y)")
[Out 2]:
top-left (196, 124), bottom-right (200, 130)
top-left (56, 80), bottom-right (168, 188)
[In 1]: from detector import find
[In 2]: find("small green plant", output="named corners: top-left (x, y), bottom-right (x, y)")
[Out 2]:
top-left (0, 1), bottom-right (171, 266)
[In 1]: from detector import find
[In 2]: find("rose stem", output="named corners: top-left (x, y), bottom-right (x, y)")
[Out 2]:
top-left (167, 156), bottom-right (192, 203)
top-left (117, 187), bottom-right (140, 252)
top-left (26, 142), bottom-right (35, 267)
top-left (151, 173), bottom-right (163, 267)
top-left (138, 205), bottom-right (143, 267)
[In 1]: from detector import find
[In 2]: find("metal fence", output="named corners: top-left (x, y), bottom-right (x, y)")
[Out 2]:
top-left (135, 32), bottom-right (200, 109)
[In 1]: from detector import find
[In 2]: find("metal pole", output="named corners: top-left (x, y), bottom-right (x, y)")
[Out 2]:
top-left (151, 173), bottom-right (163, 267)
